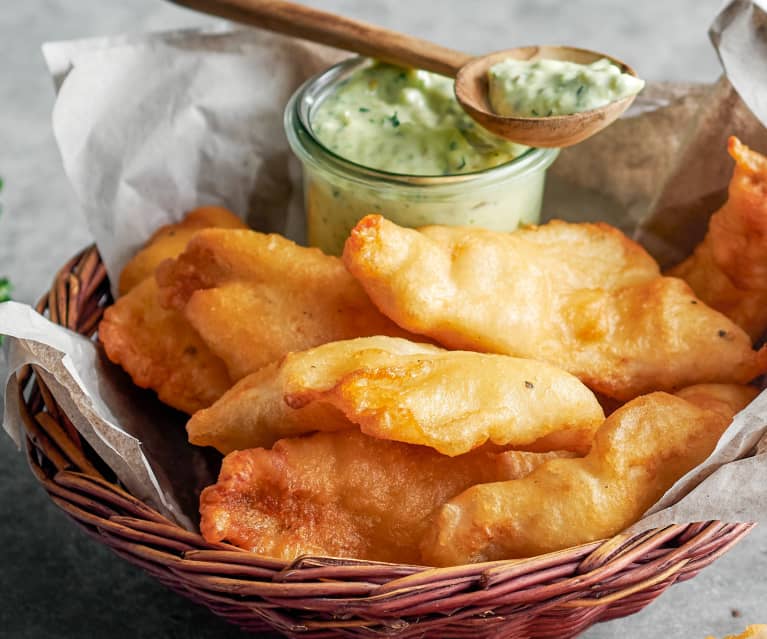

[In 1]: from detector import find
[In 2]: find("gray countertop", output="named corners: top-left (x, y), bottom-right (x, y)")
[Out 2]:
top-left (1, 1), bottom-right (765, 637)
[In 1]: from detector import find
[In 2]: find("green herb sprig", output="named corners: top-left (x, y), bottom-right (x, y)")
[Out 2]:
top-left (0, 176), bottom-right (11, 306)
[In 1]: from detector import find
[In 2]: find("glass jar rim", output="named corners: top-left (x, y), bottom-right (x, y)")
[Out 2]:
top-left (284, 56), bottom-right (559, 190)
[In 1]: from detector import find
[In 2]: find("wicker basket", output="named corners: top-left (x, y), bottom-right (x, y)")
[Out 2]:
top-left (14, 244), bottom-right (755, 638)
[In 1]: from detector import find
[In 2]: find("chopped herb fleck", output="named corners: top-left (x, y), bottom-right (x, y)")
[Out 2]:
top-left (449, 140), bottom-right (458, 151)
top-left (531, 109), bottom-right (539, 116)
top-left (576, 85), bottom-right (585, 97)
top-left (456, 156), bottom-right (466, 170)
top-left (358, 107), bottom-right (370, 112)
top-left (388, 112), bottom-right (400, 127)
top-left (690, 300), bottom-right (698, 304)
top-left (718, 329), bottom-right (728, 338)
top-left (524, 381), bottom-right (534, 389)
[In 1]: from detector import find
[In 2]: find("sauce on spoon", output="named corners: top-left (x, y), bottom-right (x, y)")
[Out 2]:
top-left (487, 57), bottom-right (644, 118)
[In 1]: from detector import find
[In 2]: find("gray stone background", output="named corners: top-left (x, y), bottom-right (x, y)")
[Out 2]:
top-left (1, 1), bottom-right (765, 637)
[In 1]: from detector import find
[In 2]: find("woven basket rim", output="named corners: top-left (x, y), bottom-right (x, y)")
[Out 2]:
top-left (12, 243), bottom-right (756, 638)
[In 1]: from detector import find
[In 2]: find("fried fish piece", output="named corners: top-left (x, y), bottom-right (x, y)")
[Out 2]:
top-left (187, 336), bottom-right (442, 453)
top-left (343, 215), bottom-right (767, 400)
top-left (673, 382), bottom-right (759, 421)
top-left (101, 207), bottom-right (244, 413)
top-left (118, 206), bottom-right (246, 295)
top-left (187, 336), bottom-right (604, 456)
top-left (100, 278), bottom-right (233, 413)
top-left (199, 429), bottom-right (576, 563)
top-left (155, 229), bottom-right (417, 382)
top-left (422, 384), bottom-right (758, 566)
top-left (669, 137), bottom-right (767, 341)
top-left (707, 626), bottom-right (767, 639)
top-left (562, 277), bottom-right (766, 398)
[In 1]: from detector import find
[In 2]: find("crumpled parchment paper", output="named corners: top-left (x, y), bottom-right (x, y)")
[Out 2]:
top-left (1, 0), bottom-right (766, 533)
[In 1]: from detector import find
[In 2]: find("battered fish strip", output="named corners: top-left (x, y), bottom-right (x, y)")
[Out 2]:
top-left (669, 137), bottom-right (767, 341)
top-left (187, 336), bottom-right (605, 456)
top-left (100, 278), bottom-right (233, 413)
top-left (343, 215), bottom-right (767, 400)
top-left (199, 429), bottom-right (576, 563)
top-left (100, 207), bottom-right (245, 414)
top-left (155, 229), bottom-right (417, 382)
top-left (422, 383), bottom-right (758, 566)
top-left (187, 336), bottom-right (442, 453)
top-left (118, 206), bottom-right (246, 295)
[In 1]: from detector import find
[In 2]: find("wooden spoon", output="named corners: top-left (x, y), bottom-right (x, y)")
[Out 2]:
top-left (455, 46), bottom-right (638, 147)
top-left (168, 0), bottom-right (639, 147)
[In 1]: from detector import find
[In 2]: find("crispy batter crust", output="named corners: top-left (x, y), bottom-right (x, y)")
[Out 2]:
top-left (100, 207), bottom-right (244, 413)
top-left (155, 229), bottom-right (417, 381)
top-left (199, 430), bottom-right (575, 563)
top-left (188, 336), bottom-right (604, 456)
top-left (118, 206), bottom-right (246, 295)
top-left (100, 278), bottom-right (232, 414)
top-left (343, 215), bottom-right (767, 400)
top-left (669, 137), bottom-right (767, 340)
top-left (422, 384), bottom-right (757, 565)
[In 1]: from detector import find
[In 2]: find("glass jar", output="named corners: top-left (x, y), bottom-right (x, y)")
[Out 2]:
top-left (285, 57), bottom-right (560, 256)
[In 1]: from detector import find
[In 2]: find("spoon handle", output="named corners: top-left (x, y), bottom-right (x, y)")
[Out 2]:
top-left (169, 0), bottom-right (472, 76)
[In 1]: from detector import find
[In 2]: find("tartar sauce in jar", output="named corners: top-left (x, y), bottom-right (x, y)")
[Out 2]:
top-left (488, 58), bottom-right (644, 118)
top-left (285, 58), bottom-right (559, 256)
top-left (312, 62), bottom-right (528, 175)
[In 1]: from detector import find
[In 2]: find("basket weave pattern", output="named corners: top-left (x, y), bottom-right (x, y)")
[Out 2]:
top-left (15, 245), bottom-right (755, 638)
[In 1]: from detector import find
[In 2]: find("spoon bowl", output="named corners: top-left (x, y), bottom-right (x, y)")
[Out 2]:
top-left (455, 46), bottom-right (639, 147)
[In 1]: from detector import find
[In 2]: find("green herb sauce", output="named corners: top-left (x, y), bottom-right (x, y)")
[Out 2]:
top-left (488, 58), bottom-right (644, 118)
top-left (312, 62), bottom-right (528, 176)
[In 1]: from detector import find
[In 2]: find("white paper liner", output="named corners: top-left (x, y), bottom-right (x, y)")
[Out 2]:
top-left (1, 303), bottom-right (201, 527)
